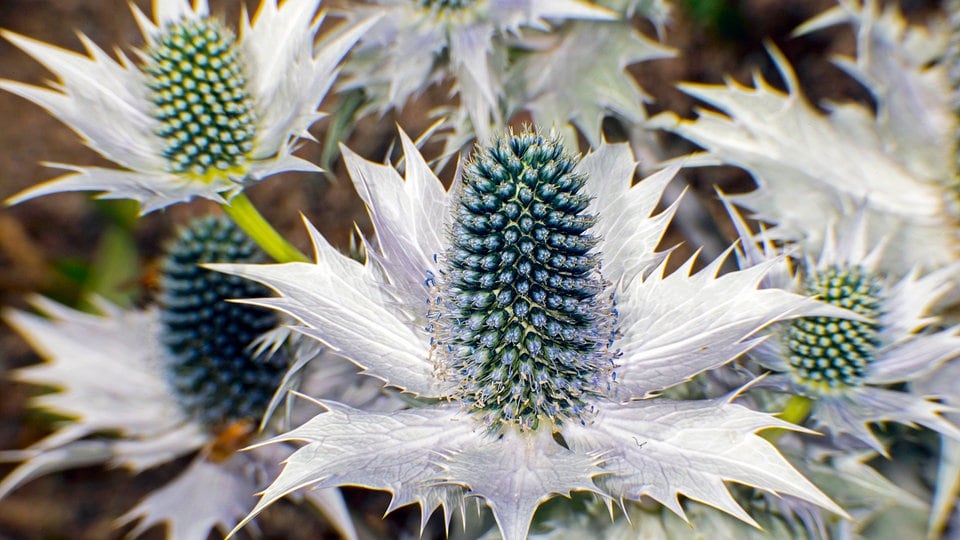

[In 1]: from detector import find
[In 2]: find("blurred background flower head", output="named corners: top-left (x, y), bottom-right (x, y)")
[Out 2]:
top-left (0, 216), bottom-right (368, 538)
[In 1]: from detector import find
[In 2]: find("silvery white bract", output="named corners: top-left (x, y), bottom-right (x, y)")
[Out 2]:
top-left (727, 203), bottom-right (960, 455)
top-left (438, 14), bottom-right (672, 157)
top-left (215, 128), bottom-right (848, 540)
top-left (1, 0), bottom-right (373, 213)
top-left (652, 0), bottom-right (957, 277)
top-left (595, 0), bottom-right (671, 26)
top-left (914, 351), bottom-right (960, 535)
top-left (335, 0), bottom-right (614, 143)
top-left (528, 499), bottom-right (814, 540)
top-left (0, 298), bottom-right (360, 539)
top-left (526, 446), bottom-right (925, 540)
top-left (507, 17), bottom-right (673, 148)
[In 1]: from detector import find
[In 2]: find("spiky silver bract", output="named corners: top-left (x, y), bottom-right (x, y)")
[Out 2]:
top-left (1, 0), bottom-right (374, 212)
top-left (915, 358), bottom-right (960, 536)
top-left (215, 127), bottom-right (848, 540)
top-left (507, 17), bottom-right (673, 149)
top-left (335, 0), bottom-right (616, 146)
top-left (526, 442), bottom-right (926, 540)
top-left (652, 1), bottom-right (959, 277)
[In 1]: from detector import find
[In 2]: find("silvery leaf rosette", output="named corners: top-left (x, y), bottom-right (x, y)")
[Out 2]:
top-left (215, 128), bottom-right (850, 539)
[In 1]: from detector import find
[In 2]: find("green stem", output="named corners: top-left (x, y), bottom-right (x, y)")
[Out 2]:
top-left (762, 395), bottom-right (813, 443)
top-left (221, 193), bottom-right (309, 263)
top-left (320, 88), bottom-right (366, 175)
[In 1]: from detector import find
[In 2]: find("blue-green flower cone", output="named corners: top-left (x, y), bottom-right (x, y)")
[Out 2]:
top-left (144, 19), bottom-right (255, 179)
top-left (438, 130), bottom-right (615, 432)
top-left (159, 216), bottom-right (287, 426)
top-left (786, 264), bottom-right (883, 392)
top-left (417, 0), bottom-right (472, 10)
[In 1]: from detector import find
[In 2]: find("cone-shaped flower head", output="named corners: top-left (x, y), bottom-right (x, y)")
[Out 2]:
top-left (144, 18), bottom-right (256, 181)
top-left (785, 265), bottom-right (883, 393)
top-left (2, 0), bottom-right (374, 212)
top-left (159, 216), bottom-right (288, 426)
top-left (436, 132), bottom-right (614, 431)
top-left (0, 216), bottom-right (356, 539)
top-left (726, 202), bottom-right (960, 455)
top-left (417, 0), bottom-right (472, 9)
top-left (216, 128), bottom-right (850, 540)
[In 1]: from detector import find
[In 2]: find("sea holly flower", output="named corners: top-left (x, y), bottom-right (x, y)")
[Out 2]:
top-left (215, 128), bottom-right (848, 539)
top-left (335, 0), bottom-right (614, 143)
top-left (0, 217), bottom-right (363, 539)
top-left (1, 0), bottom-right (373, 213)
top-left (651, 1), bottom-right (958, 277)
top-left (726, 203), bottom-right (960, 455)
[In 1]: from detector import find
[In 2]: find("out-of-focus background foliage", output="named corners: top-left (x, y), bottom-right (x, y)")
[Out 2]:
top-left (0, 0), bottom-right (941, 538)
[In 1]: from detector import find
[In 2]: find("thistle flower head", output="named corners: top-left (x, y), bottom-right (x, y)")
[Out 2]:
top-left (724, 201), bottom-right (960, 454)
top-left (217, 127), bottom-right (850, 540)
top-left (436, 131), bottom-right (615, 431)
top-left (786, 265), bottom-right (883, 394)
top-left (417, 0), bottom-right (472, 11)
top-left (145, 18), bottom-right (255, 181)
top-left (159, 216), bottom-right (287, 427)
top-left (2, 0), bottom-right (375, 212)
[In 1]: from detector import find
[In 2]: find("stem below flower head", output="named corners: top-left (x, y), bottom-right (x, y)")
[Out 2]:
top-left (220, 193), bottom-right (309, 263)
top-left (762, 395), bottom-right (813, 443)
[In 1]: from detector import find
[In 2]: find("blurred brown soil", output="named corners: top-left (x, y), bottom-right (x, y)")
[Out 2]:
top-left (0, 0), bottom-right (941, 539)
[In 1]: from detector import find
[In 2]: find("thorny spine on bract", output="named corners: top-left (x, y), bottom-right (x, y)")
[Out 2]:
top-left (428, 129), bottom-right (620, 434)
top-left (785, 264), bottom-right (884, 394)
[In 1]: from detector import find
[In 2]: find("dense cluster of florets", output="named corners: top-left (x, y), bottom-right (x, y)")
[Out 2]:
top-left (786, 265), bottom-right (883, 392)
top-left (416, 0), bottom-right (472, 11)
top-left (438, 131), bottom-right (614, 431)
top-left (159, 216), bottom-right (287, 426)
top-left (144, 18), bottom-right (255, 178)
